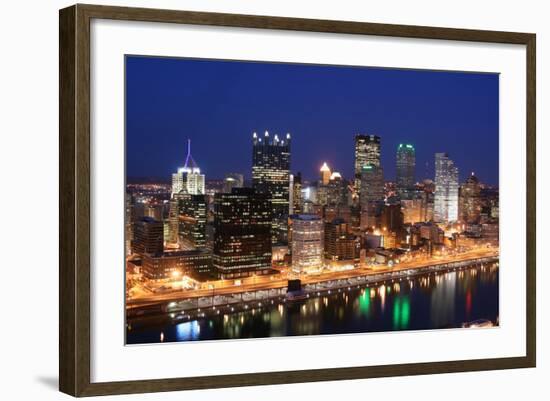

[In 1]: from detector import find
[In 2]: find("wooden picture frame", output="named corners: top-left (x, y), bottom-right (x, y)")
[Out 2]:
top-left (59, 3), bottom-right (536, 397)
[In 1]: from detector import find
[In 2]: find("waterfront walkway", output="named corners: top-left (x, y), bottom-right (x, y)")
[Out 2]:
top-left (127, 250), bottom-right (498, 316)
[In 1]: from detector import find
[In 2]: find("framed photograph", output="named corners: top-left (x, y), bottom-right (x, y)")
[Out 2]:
top-left (59, 4), bottom-right (536, 397)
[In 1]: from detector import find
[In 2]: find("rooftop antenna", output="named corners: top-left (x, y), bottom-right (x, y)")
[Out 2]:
top-left (183, 138), bottom-right (198, 169)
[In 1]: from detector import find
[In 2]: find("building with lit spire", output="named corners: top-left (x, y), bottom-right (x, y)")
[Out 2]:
top-left (320, 162), bottom-right (331, 185)
top-left (171, 139), bottom-right (205, 196)
top-left (169, 139), bottom-right (206, 248)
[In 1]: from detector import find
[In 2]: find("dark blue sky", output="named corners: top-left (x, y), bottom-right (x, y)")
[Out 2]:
top-left (126, 56), bottom-right (499, 185)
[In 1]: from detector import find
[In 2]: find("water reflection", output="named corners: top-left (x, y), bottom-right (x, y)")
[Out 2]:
top-left (127, 264), bottom-right (499, 344)
top-left (430, 272), bottom-right (456, 328)
top-left (175, 320), bottom-right (200, 341)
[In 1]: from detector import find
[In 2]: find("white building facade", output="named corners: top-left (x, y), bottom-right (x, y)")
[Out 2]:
top-left (434, 152), bottom-right (459, 222)
top-left (291, 214), bottom-right (324, 273)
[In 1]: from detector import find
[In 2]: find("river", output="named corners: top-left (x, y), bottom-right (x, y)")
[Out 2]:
top-left (126, 262), bottom-right (499, 344)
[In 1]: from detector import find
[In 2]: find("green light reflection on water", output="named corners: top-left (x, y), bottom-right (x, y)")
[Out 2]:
top-left (359, 290), bottom-right (371, 317)
top-left (401, 298), bottom-right (410, 327)
top-left (393, 296), bottom-right (411, 329)
top-left (393, 298), bottom-right (401, 328)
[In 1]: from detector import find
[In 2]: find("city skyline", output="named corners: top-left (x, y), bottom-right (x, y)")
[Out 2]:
top-left (125, 55), bottom-right (500, 344)
top-left (126, 56), bottom-right (499, 185)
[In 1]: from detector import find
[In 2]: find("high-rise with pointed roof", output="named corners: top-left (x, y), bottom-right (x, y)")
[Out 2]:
top-left (171, 139), bottom-right (205, 196)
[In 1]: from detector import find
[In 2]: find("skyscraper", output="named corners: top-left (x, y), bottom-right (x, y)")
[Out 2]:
top-left (359, 164), bottom-right (385, 204)
top-left (326, 172), bottom-right (346, 206)
top-left (132, 217), bottom-right (164, 255)
top-left (459, 172), bottom-right (482, 223)
top-left (252, 131), bottom-right (291, 243)
top-left (177, 192), bottom-right (207, 249)
top-left (324, 218), bottom-right (360, 267)
top-left (434, 153), bottom-right (459, 222)
top-left (167, 198), bottom-right (180, 247)
top-left (125, 192), bottom-right (133, 256)
top-left (213, 188), bottom-right (272, 279)
top-left (359, 164), bottom-right (384, 230)
top-left (320, 162), bottom-right (331, 185)
top-left (354, 134), bottom-right (381, 192)
top-left (290, 172), bottom-right (302, 215)
top-left (290, 214), bottom-right (324, 273)
top-left (396, 143), bottom-right (416, 198)
top-left (172, 139), bottom-right (205, 196)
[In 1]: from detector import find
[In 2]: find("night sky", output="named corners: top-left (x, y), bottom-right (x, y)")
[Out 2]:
top-left (126, 56), bottom-right (499, 185)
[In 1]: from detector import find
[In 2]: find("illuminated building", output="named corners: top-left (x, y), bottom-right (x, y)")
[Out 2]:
top-left (223, 172), bottom-right (244, 193)
top-left (359, 164), bottom-right (384, 230)
top-left (171, 172), bottom-right (184, 196)
top-left (290, 172), bottom-right (302, 214)
top-left (172, 139), bottom-right (205, 196)
top-left (324, 218), bottom-right (360, 267)
top-left (252, 131), bottom-right (291, 243)
top-left (167, 198), bottom-right (179, 247)
top-left (481, 222), bottom-right (499, 246)
top-left (396, 143), bottom-right (416, 199)
top-left (421, 190), bottom-right (435, 222)
top-left (141, 249), bottom-right (212, 280)
top-left (418, 222), bottom-right (443, 244)
top-left (301, 185), bottom-right (317, 203)
top-left (401, 198), bottom-right (424, 223)
top-left (290, 214), bottom-right (324, 272)
top-left (132, 217), bottom-right (164, 255)
top-left (360, 164), bottom-right (384, 203)
top-left (380, 204), bottom-right (404, 232)
top-left (272, 244), bottom-right (289, 263)
top-left (125, 192), bottom-right (133, 256)
top-left (302, 200), bottom-right (315, 214)
top-left (354, 134), bottom-right (381, 193)
top-left (177, 193), bottom-right (207, 249)
top-left (327, 171), bottom-right (346, 206)
top-left (324, 204), bottom-right (352, 223)
top-left (320, 162), bottom-right (331, 185)
top-left (459, 172), bottom-right (482, 223)
top-left (382, 231), bottom-right (399, 249)
top-left (213, 188), bottom-right (272, 279)
top-left (144, 203), bottom-right (164, 222)
top-left (434, 152), bottom-right (459, 222)
top-left (316, 184), bottom-right (328, 207)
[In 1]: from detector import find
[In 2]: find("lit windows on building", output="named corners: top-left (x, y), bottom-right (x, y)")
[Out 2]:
top-left (213, 188), bottom-right (272, 279)
top-left (177, 193), bottom-right (207, 249)
top-left (354, 134), bottom-right (381, 193)
top-left (459, 172), bottom-right (482, 223)
top-left (252, 131), bottom-right (291, 243)
top-left (396, 143), bottom-right (416, 199)
top-left (434, 152), bottom-right (459, 222)
top-left (132, 216), bottom-right (164, 256)
top-left (290, 214), bottom-right (324, 273)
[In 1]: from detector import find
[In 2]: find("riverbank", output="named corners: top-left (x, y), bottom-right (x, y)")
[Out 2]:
top-left (127, 260), bottom-right (499, 344)
top-left (127, 256), bottom-right (498, 329)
